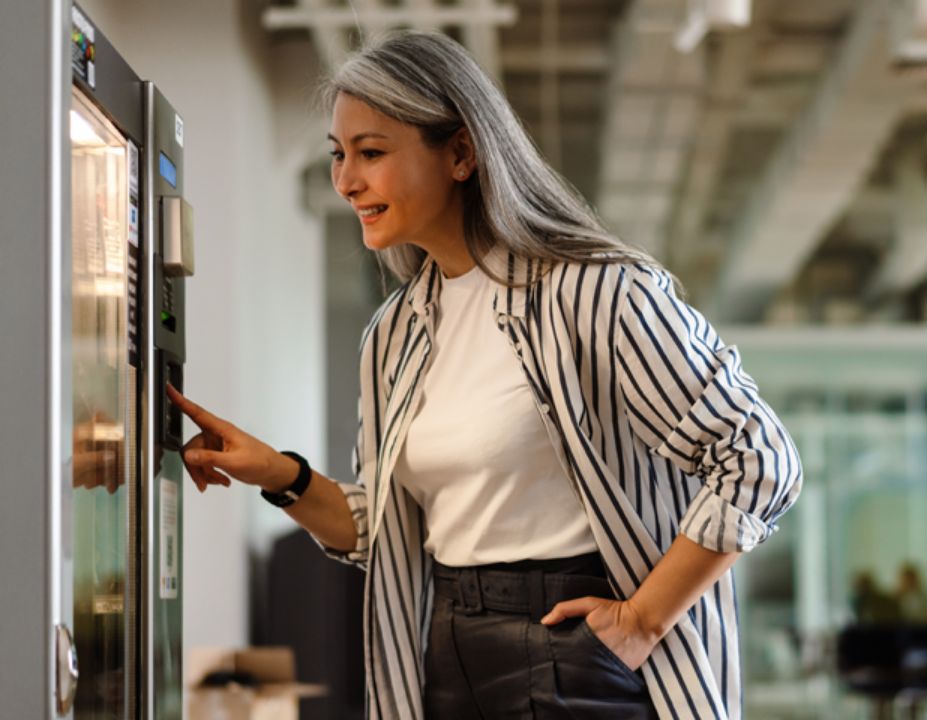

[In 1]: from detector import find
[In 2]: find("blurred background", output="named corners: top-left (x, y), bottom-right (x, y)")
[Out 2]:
top-left (74, 0), bottom-right (927, 717)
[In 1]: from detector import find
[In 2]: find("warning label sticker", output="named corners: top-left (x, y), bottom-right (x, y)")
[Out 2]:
top-left (160, 478), bottom-right (179, 599)
top-left (71, 7), bottom-right (96, 89)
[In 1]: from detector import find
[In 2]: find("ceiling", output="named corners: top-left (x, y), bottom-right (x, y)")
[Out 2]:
top-left (263, 0), bottom-right (927, 324)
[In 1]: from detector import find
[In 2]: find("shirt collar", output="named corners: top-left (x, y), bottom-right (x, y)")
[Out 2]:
top-left (407, 256), bottom-right (441, 316)
top-left (405, 246), bottom-right (536, 319)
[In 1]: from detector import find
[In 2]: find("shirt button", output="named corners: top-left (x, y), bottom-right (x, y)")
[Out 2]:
top-left (540, 404), bottom-right (550, 414)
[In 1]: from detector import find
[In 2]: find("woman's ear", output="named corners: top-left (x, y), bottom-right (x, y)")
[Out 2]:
top-left (450, 127), bottom-right (476, 180)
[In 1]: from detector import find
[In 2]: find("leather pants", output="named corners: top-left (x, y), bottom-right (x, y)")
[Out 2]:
top-left (424, 553), bottom-right (659, 719)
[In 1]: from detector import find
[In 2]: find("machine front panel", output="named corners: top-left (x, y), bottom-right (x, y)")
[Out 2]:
top-left (68, 8), bottom-right (192, 719)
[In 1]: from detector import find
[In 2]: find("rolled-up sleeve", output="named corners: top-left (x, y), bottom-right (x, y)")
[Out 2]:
top-left (616, 265), bottom-right (802, 553)
top-left (314, 398), bottom-right (371, 568)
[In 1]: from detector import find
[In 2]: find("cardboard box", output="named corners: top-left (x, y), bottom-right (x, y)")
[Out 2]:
top-left (187, 646), bottom-right (327, 720)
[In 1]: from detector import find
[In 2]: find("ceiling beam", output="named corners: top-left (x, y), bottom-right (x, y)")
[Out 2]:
top-left (405, 0), bottom-right (442, 32)
top-left (461, 0), bottom-right (504, 81)
top-left (867, 140), bottom-right (927, 296)
top-left (537, 0), bottom-right (561, 168)
top-left (352, 0), bottom-right (390, 39)
top-left (665, 29), bottom-right (757, 271)
top-left (596, 0), bottom-right (703, 259)
top-left (709, 1), bottom-right (921, 322)
top-left (501, 45), bottom-right (609, 73)
top-left (262, 4), bottom-right (518, 32)
top-left (275, 0), bottom-right (348, 70)
top-left (262, 0), bottom-right (514, 82)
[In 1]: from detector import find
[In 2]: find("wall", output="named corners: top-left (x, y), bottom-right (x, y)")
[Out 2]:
top-left (78, 0), bottom-right (327, 659)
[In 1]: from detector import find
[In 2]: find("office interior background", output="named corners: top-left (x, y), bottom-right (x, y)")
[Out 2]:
top-left (19, 0), bottom-right (927, 717)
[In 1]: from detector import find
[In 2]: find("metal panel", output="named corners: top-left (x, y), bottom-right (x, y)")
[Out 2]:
top-left (141, 81), bottom-right (185, 720)
top-left (72, 2), bottom-right (143, 145)
top-left (0, 0), bottom-right (71, 717)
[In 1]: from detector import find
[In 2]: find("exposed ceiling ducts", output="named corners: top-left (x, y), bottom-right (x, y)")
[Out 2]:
top-left (596, 0), bottom-right (703, 259)
top-left (709, 0), bottom-right (925, 321)
top-left (263, 0), bottom-right (927, 325)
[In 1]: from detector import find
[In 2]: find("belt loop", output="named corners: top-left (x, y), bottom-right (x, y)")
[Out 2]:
top-left (458, 568), bottom-right (484, 615)
top-left (527, 569), bottom-right (546, 623)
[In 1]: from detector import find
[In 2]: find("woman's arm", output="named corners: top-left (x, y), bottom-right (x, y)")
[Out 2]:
top-left (542, 535), bottom-right (739, 670)
top-left (261, 454), bottom-right (359, 552)
top-left (627, 535), bottom-right (739, 641)
top-left (167, 384), bottom-right (359, 553)
top-left (543, 263), bottom-right (800, 669)
top-left (614, 265), bottom-right (803, 553)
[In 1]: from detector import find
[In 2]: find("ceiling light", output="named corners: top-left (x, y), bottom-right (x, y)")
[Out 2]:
top-left (675, 0), bottom-right (751, 54)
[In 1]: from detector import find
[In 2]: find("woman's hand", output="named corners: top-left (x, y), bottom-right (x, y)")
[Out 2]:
top-left (540, 596), bottom-right (659, 671)
top-left (166, 384), bottom-right (298, 494)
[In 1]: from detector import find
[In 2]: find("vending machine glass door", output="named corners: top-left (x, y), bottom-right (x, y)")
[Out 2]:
top-left (70, 85), bottom-right (135, 719)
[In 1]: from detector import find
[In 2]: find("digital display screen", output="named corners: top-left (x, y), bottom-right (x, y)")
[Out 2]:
top-left (159, 152), bottom-right (177, 188)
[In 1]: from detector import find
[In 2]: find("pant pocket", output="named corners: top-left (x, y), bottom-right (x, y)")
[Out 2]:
top-left (547, 617), bottom-right (648, 702)
top-left (578, 619), bottom-right (647, 692)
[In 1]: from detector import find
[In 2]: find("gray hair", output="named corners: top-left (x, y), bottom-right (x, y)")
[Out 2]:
top-left (322, 30), bottom-right (661, 287)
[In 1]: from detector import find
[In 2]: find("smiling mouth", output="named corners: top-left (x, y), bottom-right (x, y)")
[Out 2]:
top-left (357, 205), bottom-right (388, 218)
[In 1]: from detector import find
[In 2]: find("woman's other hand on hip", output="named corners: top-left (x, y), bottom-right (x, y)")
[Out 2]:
top-left (540, 596), bottom-right (660, 672)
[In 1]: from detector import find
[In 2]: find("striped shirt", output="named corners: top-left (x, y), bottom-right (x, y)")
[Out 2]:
top-left (322, 251), bottom-right (802, 720)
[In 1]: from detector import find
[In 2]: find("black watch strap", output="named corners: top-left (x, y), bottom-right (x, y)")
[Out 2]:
top-left (260, 451), bottom-right (312, 508)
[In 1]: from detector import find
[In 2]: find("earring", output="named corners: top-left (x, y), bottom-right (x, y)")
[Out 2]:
top-left (457, 169), bottom-right (466, 179)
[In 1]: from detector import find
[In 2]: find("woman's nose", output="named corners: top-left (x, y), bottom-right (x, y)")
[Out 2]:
top-left (333, 157), bottom-right (364, 199)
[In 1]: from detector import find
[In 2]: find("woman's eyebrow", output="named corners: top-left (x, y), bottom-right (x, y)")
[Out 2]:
top-left (326, 131), bottom-right (389, 145)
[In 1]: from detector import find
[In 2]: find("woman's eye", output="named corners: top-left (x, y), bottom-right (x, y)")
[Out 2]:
top-left (329, 149), bottom-right (344, 161)
top-left (361, 149), bottom-right (383, 159)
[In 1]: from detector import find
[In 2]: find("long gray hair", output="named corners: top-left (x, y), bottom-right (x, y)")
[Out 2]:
top-left (322, 30), bottom-right (659, 287)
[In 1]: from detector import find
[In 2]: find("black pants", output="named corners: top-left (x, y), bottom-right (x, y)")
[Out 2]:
top-left (424, 553), bottom-right (658, 719)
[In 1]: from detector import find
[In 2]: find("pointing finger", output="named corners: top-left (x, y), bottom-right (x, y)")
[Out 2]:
top-left (167, 384), bottom-right (233, 436)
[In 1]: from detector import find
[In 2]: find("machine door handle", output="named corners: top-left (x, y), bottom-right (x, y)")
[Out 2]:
top-left (55, 623), bottom-right (79, 715)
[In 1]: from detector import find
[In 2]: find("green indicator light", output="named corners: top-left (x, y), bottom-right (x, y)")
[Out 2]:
top-left (161, 311), bottom-right (171, 322)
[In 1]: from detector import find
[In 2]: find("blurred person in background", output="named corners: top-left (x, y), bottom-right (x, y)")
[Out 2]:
top-left (896, 563), bottom-right (927, 622)
top-left (851, 571), bottom-right (899, 624)
top-left (168, 31), bottom-right (802, 720)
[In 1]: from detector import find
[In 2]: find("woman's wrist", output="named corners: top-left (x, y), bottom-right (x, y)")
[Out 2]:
top-left (624, 595), bottom-right (670, 646)
top-left (261, 452), bottom-right (300, 493)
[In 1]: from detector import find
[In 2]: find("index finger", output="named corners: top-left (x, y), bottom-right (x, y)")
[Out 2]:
top-left (166, 383), bottom-right (232, 435)
top-left (540, 596), bottom-right (602, 625)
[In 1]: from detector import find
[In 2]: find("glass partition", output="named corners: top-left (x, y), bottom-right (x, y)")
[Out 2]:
top-left (728, 329), bottom-right (927, 719)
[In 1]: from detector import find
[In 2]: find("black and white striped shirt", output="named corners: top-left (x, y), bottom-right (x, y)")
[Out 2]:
top-left (323, 251), bottom-right (802, 720)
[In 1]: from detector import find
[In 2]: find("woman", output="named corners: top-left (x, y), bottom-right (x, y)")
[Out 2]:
top-left (170, 31), bottom-right (802, 720)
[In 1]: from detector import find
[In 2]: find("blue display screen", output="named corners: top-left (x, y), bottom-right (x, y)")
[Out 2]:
top-left (159, 152), bottom-right (177, 188)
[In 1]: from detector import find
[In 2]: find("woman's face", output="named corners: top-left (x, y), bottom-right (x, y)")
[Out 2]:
top-left (328, 93), bottom-right (469, 253)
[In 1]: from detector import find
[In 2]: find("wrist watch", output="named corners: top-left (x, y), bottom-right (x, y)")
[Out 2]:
top-left (260, 451), bottom-right (312, 508)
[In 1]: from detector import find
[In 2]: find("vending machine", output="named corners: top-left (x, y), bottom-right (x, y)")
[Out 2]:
top-left (62, 4), bottom-right (194, 716)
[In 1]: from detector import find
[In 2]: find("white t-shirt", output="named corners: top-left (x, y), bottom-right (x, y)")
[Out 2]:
top-left (393, 264), bottom-right (597, 567)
